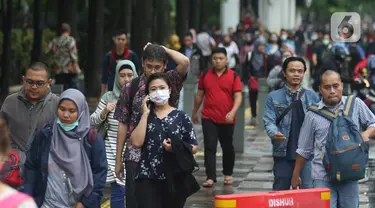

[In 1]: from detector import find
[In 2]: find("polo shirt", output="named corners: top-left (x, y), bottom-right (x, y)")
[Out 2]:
top-left (198, 68), bottom-right (242, 124)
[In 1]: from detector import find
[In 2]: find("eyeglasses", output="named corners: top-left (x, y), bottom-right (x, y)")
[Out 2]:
top-left (24, 79), bottom-right (48, 88)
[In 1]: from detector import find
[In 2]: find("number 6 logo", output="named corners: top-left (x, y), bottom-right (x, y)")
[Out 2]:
top-left (331, 12), bottom-right (361, 43)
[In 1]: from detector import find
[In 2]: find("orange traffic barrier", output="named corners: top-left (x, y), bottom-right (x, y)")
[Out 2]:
top-left (215, 188), bottom-right (330, 208)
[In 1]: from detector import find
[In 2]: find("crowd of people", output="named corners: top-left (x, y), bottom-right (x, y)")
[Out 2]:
top-left (2, 15), bottom-right (375, 208)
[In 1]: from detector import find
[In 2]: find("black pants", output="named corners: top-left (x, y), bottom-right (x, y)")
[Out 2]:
top-left (135, 179), bottom-right (187, 208)
top-left (55, 73), bottom-right (79, 90)
top-left (248, 89), bottom-right (258, 118)
top-left (125, 161), bottom-right (138, 208)
top-left (202, 119), bottom-right (235, 181)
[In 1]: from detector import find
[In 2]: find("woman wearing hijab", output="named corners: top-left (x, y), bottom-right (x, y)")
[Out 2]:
top-left (0, 124), bottom-right (37, 207)
top-left (90, 60), bottom-right (138, 208)
top-left (23, 89), bottom-right (107, 208)
top-left (244, 39), bottom-right (275, 126)
top-left (267, 44), bottom-right (296, 91)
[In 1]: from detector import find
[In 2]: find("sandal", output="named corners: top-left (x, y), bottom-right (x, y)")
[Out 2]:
top-left (202, 179), bottom-right (215, 188)
top-left (224, 177), bottom-right (233, 185)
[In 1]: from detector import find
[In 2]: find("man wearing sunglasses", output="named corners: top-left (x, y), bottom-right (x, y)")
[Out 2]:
top-left (0, 62), bottom-right (59, 176)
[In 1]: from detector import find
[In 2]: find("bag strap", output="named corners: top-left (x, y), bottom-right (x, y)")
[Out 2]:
top-left (308, 105), bottom-right (336, 121)
top-left (343, 95), bottom-right (355, 117)
top-left (129, 77), bottom-right (140, 115)
top-left (275, 89), bottom-right (305, 126)
top-left (0, 192), bottom-right (31, 207)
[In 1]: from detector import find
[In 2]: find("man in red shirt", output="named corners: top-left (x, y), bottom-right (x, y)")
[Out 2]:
top-left (192, 47), bottom-right (242, 187)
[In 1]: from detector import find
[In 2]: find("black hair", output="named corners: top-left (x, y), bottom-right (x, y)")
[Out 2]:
top-left (61, 23), bottom-right (71, 34)
top-left (212, 47), bottom-right (227, 57)
top-left (145, 73), bottom-right (173, 108)
top-left (27, 62), bottom-right (50, 79)
top-left (184, 32), bottom-right (193, 38)
top-left (113, 29), bottom-right (127, 37)
top-left (142, 44), bottom-right (168, 63)
top-left (119, 64), bottom-right (133, 72)
top-left (282, 57), bottom-right (307, 72)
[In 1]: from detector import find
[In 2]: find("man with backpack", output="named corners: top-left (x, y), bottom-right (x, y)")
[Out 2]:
top-left (101, 30), bottom-right (141, 95)
top-left (292, 70), bottom-right (375, 207)
top-left (192, 47), bottom-right (242, 188)
top-left (263, 57), bottom-right (319, 191)
top-left (113, 43), bottom-right (189, 208)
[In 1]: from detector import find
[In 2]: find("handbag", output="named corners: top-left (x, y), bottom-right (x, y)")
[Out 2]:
top-left (247, 52), bottom-right (268, 92)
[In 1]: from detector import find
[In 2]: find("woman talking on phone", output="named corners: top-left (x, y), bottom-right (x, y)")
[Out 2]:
top-left (131, 73), bottom-right (199, 208)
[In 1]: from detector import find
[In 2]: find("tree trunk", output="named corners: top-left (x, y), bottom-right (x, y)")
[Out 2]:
top-left (118, 0), bottom-right (132, 36)
top-left (131, 0), bottom-right (153, 58)
top-left (0, 0), bottom-right (12, 103)
top-left (189, 0), bottom-right (199, 30)
top-left (199, 0), bottom-right (209, 31)
top-left (154, 0), bottom-right (169, 45)
top-left (176, 0), bottom-right (190, 43)
top-left (84, 0), bottom-right (104, 98)
top-left (30, 0), bottom-right (42, 63)
top-left (57, 0), bottom-right (77, 37)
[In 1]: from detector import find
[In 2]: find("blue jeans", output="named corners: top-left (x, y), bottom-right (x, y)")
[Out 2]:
top-left (313, 179), bottom-right (359, 208)
top-left (110, 182), bottom-right (126, 208)
top-left (273, 158), bottom-right (313, 190)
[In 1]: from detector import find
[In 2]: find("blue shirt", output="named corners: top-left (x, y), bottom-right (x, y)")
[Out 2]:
top-left (136, 109), bottom-right (197, 180)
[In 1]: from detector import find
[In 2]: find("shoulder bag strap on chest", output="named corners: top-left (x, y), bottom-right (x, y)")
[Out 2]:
top-left (343, 95), bottom-right (355, 117)
top-left (308, 105), bottom-right (336, 121)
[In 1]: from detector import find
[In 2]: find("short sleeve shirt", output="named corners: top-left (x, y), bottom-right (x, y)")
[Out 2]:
top-left (198, 69), bottom-right (242, 124)
top-left (114, 70), bottom-right (185, 162)
top-left (136, 110), bottom-right (197, 180)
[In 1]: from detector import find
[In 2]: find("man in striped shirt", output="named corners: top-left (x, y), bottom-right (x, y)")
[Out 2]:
top-left (292, 70), bottom-right (375, 207)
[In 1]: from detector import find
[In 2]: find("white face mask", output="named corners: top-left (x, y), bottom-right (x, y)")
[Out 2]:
top-left (281, 34), bottom-right (288, 41)
top-left (150, 90), bottom-right (170, 105)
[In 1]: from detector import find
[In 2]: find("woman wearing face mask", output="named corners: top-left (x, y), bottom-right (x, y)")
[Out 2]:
top-left (131, 73), bottom-right (199, 208)
top-left (240, 33), bottom-right (254, 64)
top-left (267, 46), bottom-right (296, 91)
top-left (90, 60), bottom-right (137, 208)
top-left (0, 124), bottom-right (37, 207)
top-left (268, 33), bottom-right (280, 56)
top-left (23, 89), bottom-right (107, 208)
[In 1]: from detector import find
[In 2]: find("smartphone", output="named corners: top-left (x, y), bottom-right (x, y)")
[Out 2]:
top-left (146, 100), bottom-right (152, 108)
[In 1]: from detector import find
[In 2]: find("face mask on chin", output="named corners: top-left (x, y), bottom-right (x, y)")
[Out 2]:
top-left (57, 119), bottom-right (78, 131)
top-left (150, 90), bottom-right (170, 105)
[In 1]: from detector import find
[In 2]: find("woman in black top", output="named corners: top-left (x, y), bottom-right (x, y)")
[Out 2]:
top-left (131, 73), bottom-right (198, 208)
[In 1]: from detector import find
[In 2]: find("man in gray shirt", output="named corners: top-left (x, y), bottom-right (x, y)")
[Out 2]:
top-left (292, 70), bottom-right (375, 207)
top-left (0, 62), bottom-right (59, 155)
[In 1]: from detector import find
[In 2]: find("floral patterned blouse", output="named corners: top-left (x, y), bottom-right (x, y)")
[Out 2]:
top-left (114, 70), bottom-right (184, 162)
top-left (136, 109), bottom-right (197, 180)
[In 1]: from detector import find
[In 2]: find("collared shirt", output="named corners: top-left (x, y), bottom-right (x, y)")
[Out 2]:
top-left (198, 69), bottom-right (242, 124)
top-left (185, 47), bottom-right (193, 59)
top-left (0, 90), bottom-right (59, 152)
top-left (296, 96), bottom-right (375, 180)
top-left (114, 70), bottom-right (184, 162)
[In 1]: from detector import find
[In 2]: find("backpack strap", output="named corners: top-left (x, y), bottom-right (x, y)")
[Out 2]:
top-left (87, 128), bottom-right (97, 144)
top-left (343, 95), bottom-right (355, 117)
top-left (308, 105), bottom-right (336, 121)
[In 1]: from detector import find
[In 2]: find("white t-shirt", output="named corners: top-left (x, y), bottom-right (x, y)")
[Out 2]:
top-left (218, 41), bottom-right (240, 68)
top-left (197, 32), bottom-right (216, 56)
top-left (0, 184), bottom-right (37, 208)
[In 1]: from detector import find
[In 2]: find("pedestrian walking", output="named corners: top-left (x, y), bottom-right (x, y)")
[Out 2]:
top-left (91, 60), bottom-right (138, 208)
top-left (131, 73), bottom-right (199, 208)
top-left (192, 47), bottom-right (242, 187)
top-left (292, 70), bottom-right (375, 207)
top-left (263, 57), bottom-right (320, 191)
top-left (23, 89), bottom-right (107, 208)
top-left (114, 43), bottom-right (189, 208)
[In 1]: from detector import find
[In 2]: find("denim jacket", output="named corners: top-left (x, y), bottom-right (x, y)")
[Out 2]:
top-left (263, 86), bottom-right (320, 157)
